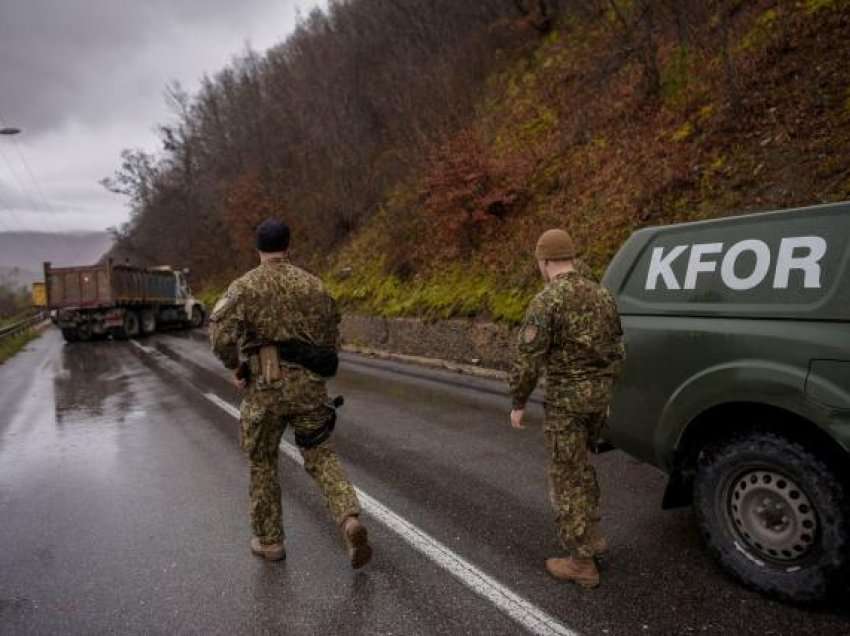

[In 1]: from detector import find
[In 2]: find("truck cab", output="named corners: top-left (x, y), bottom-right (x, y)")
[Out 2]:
top-left (152, 267), bottom-right (202, 326)
top-left (602, 201), bottom-right (850, 603)
top-left (175, 270), bottom-right (191, 301)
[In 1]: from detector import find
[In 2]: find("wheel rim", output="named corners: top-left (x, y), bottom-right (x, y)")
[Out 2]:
top-left (726, 468), bottom-right (819, 562)
top-left (125, 313), bottom-right (139, 335)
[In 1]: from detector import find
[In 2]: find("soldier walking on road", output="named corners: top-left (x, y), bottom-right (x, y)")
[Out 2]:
top-left (209, 219), bottom-right (372, 568)
top-left (509, 229), bottom-right (625, 588)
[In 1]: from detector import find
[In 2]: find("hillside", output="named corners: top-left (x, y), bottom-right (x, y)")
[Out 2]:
top-left (105, 0), bottom-right (850, 323)
top-left (327, 0), bottom-right (850, 322)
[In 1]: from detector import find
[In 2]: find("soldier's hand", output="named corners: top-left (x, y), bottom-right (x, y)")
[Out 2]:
top-left (232, 372), bottom-right (248, 391)
top-left (510, 409), bottom-right (526, 429)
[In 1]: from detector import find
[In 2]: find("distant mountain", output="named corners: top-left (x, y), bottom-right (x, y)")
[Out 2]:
top-left (0, 232), bottom-right (113, 282)
top-left (0, 266), bottom-right (41, 290)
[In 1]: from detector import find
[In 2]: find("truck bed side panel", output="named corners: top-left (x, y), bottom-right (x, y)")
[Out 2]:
top-left (47, 266), bottom-right (113, 309)
top-left (46, 263), bottom-right (179, 309)
top-left (112, 268), bottom-right (176, 305)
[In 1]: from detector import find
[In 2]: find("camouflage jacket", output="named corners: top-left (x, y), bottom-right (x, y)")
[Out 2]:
top-left (209, 257), bottom-right (340, 407)
top-left (509, 270), bottom-right (625, 412)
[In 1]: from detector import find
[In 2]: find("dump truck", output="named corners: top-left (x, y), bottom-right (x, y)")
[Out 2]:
top-left (45, 261), bottom-right (206, 342)
top-left (602, 201), bottom-right (850, 603)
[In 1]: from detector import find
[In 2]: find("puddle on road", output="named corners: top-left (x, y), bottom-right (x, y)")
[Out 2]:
top-left (54, 341), bottom-right (133, 423)
top-left (1, 338), bottom-right (156, 487)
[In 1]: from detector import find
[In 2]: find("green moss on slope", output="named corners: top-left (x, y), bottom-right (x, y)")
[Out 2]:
top-left (326, 262), bottom-right (535, 325)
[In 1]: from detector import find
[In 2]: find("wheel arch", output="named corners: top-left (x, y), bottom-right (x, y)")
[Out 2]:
top-left (662, 401), bottom-right (849, 510)
top-left (191, 302), bottom-right (206, 325)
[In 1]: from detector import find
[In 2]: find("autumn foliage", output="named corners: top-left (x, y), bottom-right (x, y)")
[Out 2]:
top-left (104, 0), bottom-right (850, 322)
top-left (222, 171), bottom-right (280, 272)
top-left (104, 0), bottom-right (544, 283)
top-left (421, 128), bottom-right (533, 258)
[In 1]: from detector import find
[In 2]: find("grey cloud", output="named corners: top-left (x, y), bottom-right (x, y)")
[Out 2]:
top-left (0, 178), bottom-right (46, 212)
top-left (0, 0), bottom-right (317, 232)
top-left (0, 0), bottom-right (301, 136)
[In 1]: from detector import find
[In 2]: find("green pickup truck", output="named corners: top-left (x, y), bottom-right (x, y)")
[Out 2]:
top-left (603, 201), bottom-right (849, 603)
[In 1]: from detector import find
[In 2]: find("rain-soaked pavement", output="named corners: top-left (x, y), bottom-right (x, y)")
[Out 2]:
top-left (1, 328), bottom-right (848, 635)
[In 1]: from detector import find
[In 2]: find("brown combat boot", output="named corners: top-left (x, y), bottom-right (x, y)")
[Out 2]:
top-left (341, 515), bottom-right (372, 569)
top-left (545, 556), bottom-right (600, 588)
top-left (250, 537), bottom-right (286, 562)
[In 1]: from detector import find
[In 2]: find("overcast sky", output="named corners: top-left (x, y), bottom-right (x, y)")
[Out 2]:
top-left (0, 0), bottom-right (322, 233)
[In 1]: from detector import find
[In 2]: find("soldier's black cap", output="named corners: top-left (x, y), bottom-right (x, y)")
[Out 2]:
top-left (256, 219), bottom-right (290, 253)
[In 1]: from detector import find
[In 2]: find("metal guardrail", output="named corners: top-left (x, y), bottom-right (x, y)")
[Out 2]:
top-left (0, 312), bottom-right (47, 341)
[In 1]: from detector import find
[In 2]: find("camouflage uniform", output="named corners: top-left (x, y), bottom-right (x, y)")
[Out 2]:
top-left (509, 270), bottom-right (624, 558)
top-left (209, 256), bottom-right (360, 545)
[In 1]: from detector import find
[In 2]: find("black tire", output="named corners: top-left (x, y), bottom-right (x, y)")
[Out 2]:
top-left (61, 328), bottom-right (79, 343)
top-left (76, 322), bottom-right (93, 342)
top-left (189, 305), bottom-right (204, 329)
top-left (694, 432), bottom-right (849, 603)
top-left (140, 310), bottom-right (157, 336)
top-left (115, 311), bottom-right (141, 340)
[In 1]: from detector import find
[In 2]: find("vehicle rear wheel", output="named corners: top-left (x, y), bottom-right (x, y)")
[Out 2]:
top-left (115, 311), bottom-right (141, 340)
top-left (76, 322), bottom-right (93, 342)
top-left (694, 432), bottom-right (848, 603)
top-left (140, 310), bottom-right (157, 335)
top-left (61, 328), bottom-right (79, 343)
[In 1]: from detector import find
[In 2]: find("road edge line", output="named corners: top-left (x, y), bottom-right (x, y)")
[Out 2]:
top-left (202, 391), bottom-right (578, 636)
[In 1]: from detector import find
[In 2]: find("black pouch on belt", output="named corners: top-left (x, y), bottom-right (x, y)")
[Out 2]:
top-left (278, 339), bottom-right (339, 377)
top-left (294, 396), bottom-right (345, 449)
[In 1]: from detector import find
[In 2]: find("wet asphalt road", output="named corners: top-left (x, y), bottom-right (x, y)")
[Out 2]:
top-left (1, 328), bottom-right (848, 635)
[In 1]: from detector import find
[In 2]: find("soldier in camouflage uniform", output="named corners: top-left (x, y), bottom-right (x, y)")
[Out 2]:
top-left (210, 219), bottom-right (372, 568)
top-left (509, 229), bottom-right (624, 588)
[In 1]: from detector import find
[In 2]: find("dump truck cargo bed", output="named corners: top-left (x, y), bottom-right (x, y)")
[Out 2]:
top-left (45, 262), bottom-right (179, 309)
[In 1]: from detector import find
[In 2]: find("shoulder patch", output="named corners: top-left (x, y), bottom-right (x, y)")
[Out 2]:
top-left (210, 293), bottom-right (235, 322)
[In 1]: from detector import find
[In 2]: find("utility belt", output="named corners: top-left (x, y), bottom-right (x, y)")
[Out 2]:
top-left (246, 339), bottom-right (340, 383)
top-left (237, 343), bottom-right (343, 449)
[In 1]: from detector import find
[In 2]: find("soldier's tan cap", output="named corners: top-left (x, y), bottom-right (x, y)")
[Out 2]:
top-left (535, 229), bottom-right (576, 261)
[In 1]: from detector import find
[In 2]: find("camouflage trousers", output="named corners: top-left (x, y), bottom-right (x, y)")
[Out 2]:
top-left (544, 409), bottom-right (606, 559)
top-left (240, 392), bottom-right (360, 545)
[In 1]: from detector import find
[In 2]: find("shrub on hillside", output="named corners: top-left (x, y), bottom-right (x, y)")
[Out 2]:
top-left (421, 128), bottom-right (532, 258)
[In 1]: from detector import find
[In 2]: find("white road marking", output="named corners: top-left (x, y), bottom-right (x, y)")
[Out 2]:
top-left (202, 391), bottom-right (578, 636)
top-left (130, 340), bottom-right (158, 356)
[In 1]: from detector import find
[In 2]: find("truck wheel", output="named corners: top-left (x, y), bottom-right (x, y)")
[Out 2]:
top-left (76, 322), bottom-right (93, 342)
top-left (189, 305), bottom-right (204, 329)
top-left (61, 328), bottom-right (79, 343)
top-left (140, 310), bottom-right (157, 335)
top-left (115, 311), bottom-right (141, 340)
top-left (694, 432), bottom-right (848, 603)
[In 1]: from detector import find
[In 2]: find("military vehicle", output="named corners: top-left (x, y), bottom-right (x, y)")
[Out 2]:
top-left (45, 260), bottom-right (206, 342)
top-left (603, 201), bottom-right (849, 602)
